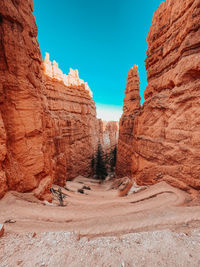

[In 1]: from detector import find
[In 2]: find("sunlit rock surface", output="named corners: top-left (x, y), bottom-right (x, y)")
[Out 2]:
top-left (0, 0), bottom-right (117, 200)
top-left (117, 0), bottom-right (200, 194)
top-left (44, 53), bottom-right (93, 97)
top-left (43, 67), bottom-right (99, 183)
top-left (101, 121), bottom-right (119, 155)
top-left (116, 66), bottom-right (141, 177)
top-left (0, 0), bottom-right (53, 200)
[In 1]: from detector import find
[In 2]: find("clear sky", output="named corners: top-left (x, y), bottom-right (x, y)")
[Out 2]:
top-left (33, 0), bottom-right (164, 121)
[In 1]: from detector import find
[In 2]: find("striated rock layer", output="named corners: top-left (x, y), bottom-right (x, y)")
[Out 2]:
top-left (0, 0), bottom-right (119, 199)
top-left (43, 53), bottom-right (100, 183)
top-left (44, 53), bottom-right (93, 97)
top-left (0, 0), bottom-right (52, 200)
top-left (117, 0), bottom-right (200, 193)
top-left (101, 121), bottom-right (119, 155)
top-left (116, 66), bottom-right (141, 177)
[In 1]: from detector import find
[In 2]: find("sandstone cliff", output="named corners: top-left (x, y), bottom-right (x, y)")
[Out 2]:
top-left (0, 113), bottom-right (7, 198)
top-left (116, 66), bottom-right (141, 177)
top-left (116, 0), bottom-right (200, 193)
top-left (43, 53), bottom-right (100, 183)
top-left (0, 0), bottom-right (118, 200)
top-left (0, 0), bottom-right (52, 200)
top-left (101, 121), bottom-right (119, 155)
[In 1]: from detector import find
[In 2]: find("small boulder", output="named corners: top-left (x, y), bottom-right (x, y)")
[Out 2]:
top-left (118, 177), bottom-right (133, 197)
top-left (32, 232), bottom-right (37, 238)
top-left (82, 185), bottom-right (91, 190)
top-left (77, 189), bottom-right (84, 194)
top-left (0, 224), bottom-right (4, 237)
top-left (4, 219), bottom-right (16, 224)
top-left (34, 176), bottom-right (53, 202)
top-left (43, 200), bottom-right (55, 206)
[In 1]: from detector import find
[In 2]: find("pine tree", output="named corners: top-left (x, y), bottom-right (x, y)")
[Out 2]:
top-left (110, 145), bottom-right (117, 172)
top-left (95, 143), bottom-right (107, 180)
top-left (91, 155), bottom-right (95, 175)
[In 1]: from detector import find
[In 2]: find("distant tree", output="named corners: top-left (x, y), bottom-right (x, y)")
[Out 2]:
top-left (91, 155), bottom-right (96, 175)
top-left (110, 145), bottom-right (117, 172)
top-left (95, 143), bottom-right (107, 180)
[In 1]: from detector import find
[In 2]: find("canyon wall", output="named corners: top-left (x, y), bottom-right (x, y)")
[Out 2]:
top-left (0, 0), bottom-right (100, 198)
top-left (101, 121), bottom-right (119, 155)
top-left (116, 0), bottom-right (200, 193)
top-left (43, 54), bottom-right (100, 184)
top-left (0, 0), bottom-right (52, 200)
top-left (0, 0), bottom-right (119, 199)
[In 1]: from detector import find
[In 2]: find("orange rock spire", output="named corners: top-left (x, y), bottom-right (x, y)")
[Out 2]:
top-left (116, 65), bottom-right (141, 177)
top-left (116, 0), bottom-right (200, 194)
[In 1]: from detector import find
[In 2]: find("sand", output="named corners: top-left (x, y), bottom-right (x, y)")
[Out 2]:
top-left (0, 177), bottom-right (200, 266)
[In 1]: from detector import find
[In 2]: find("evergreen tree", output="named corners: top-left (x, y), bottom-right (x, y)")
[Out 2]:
top-left (95, 143), bottom-right (107, 180)
top-left (91, 154), bottom-right (95, 175)
top-left (110, 145), bottom-right (117, 172)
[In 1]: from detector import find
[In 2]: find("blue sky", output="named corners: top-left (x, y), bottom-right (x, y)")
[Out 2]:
top-left (34, 0), bottom-right (164, 121)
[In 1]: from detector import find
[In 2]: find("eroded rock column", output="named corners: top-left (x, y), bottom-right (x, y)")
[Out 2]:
top-left (116, 66), bottom-right (141, 177)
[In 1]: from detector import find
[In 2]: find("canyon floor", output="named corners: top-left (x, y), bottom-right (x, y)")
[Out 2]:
top-left (0, 176), bottom-right (200, 267)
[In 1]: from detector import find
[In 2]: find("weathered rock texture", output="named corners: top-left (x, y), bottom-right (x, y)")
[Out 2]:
top-left (0, 0), bottom-right (118, 200)
top-left (44, 53), bottom-right (93, 97)
top-left (0, 113), bottom-right (7, 198)
top-left (101, 121), bottom-right (119, 155)
top-left (0, 224), bottom-right (4, 238)
top-left (116, 66), bottom-right (141, 177)
top-left (43, 53), bottom-right (100, 183)
top-left (117, 0), bottom-right (200, 193)
top-left (0, 0), bottom-right (53, 200)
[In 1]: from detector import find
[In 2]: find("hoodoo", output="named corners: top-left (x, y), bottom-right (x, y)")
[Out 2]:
top-left (116, 65), bottom-right (141, 177)
top-left (116, 0), bottom-right (200, 194)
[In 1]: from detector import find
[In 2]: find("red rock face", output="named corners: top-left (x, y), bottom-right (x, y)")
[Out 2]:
top-left (43, 71), bottom-right (99, 184)
top-left (101, 121), bottom-right (119, 155)
top-left (43, 53), bottom-right (99, 184)
top-left (0, 0), bottom-right (52, 199)
top-left (0, 113), bottom-right (7, 198)
top-left (116, 66), bottom-right (141, 177)
top-left (0, 1), bottom-right (118, 199)
top-left (117, 0), bottom-right (200, 193)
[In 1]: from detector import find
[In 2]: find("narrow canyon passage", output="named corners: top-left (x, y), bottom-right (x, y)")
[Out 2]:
top-left (0, 0), bottom-right (200, 265)
top-left (0, 0), bottom-right (200, 200)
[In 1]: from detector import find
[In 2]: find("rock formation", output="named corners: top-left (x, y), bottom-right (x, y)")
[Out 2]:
top-left (116, 66), bottom-right (141, 177)
top-left (116, 0), bottom-right (200, 194)
top-left (0, 113), bottom-right (7, 198)
top-left (0, 224), bottom-right (4, 238)
top-left (101, 121), bottom-right (119, 155)
top-left (0, 0), bottom-right (118, 200)
top-left (0, 0), bottom-right (52, 201)
top-left (43, 53), bottom-right (100, 183)
top-left (44, 53), bottom-right (92, 97)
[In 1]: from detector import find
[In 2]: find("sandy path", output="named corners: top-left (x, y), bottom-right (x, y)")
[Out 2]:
top-left (0, 179), bottom-right (200, 236)
top-left (0, 177), bottom-right (200, 266)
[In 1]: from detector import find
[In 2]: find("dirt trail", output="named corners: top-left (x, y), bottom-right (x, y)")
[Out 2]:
top-left (0, 178), bottom-right (200, 236)
top-left (0, 177), bottom-right (200, 266)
